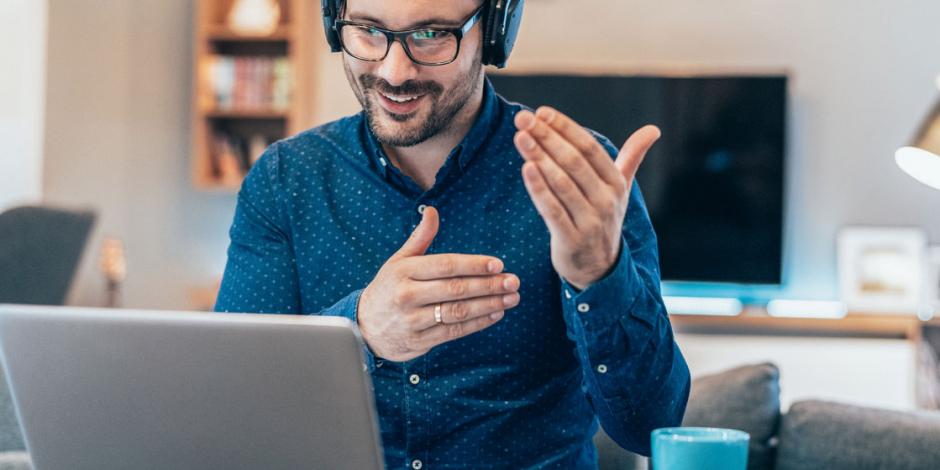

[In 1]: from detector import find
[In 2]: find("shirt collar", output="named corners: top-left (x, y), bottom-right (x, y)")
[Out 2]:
top-left (361, 76), bottom-right (501, 179)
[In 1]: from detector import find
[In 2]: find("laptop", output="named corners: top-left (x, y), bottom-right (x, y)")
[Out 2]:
top-left (0, 304), bottom-right (385, 470)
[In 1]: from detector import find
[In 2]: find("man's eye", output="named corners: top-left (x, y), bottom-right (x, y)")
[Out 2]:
top-left (412, 30), bottom-right (446, 40)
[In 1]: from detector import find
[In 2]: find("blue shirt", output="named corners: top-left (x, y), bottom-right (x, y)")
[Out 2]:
top-left (216, 78), bottom-right (690, 469)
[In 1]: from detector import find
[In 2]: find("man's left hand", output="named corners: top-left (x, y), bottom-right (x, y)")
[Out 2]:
top-left (513, 107), bottom-right (660, 291)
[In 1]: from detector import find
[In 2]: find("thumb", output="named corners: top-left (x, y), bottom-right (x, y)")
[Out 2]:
top-left (615, 125), bottom-right (661, 186)
top-left (392, 206), bottom-right (440, 260)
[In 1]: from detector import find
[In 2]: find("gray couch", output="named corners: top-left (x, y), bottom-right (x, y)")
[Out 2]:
top-left (595, 363), bottom-right (940, 470)
top-left (0, 366), bottom-right (29, 469)
top-left (3, 363), bottom-right (940, 469)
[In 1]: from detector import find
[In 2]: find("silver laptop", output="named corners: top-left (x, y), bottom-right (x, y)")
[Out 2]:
top-left (0, 305), bottom-right (384, 470)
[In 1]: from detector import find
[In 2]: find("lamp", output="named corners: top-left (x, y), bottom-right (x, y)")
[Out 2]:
top-left (895, 81), bottom-right (940, 190)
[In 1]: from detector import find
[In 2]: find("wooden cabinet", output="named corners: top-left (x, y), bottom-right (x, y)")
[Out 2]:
top-left (191, 0), bottom-right (322, 191)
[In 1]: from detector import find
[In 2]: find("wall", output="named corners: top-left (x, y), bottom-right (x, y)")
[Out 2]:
top-left (43, 0), bottom-right (940, 309)
top-left (0, 0), bottom-right (47, 211)
top-left (677, 333), bottom-right (917, 410)
top-left (43, 0), bottom-right (235, 309)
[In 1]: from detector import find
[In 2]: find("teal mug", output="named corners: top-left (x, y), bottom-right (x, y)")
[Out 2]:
top-left (651, 427), bottom-right (749, 470)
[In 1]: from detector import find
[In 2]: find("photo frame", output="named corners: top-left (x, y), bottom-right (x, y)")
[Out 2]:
top-left (926, 246), bottom-right (940, 317)
top-left (837, 226), bottom-right (927, 314)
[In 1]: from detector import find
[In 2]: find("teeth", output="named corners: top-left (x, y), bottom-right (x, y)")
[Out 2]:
top-left (381, 92), bottom-right (420, 103)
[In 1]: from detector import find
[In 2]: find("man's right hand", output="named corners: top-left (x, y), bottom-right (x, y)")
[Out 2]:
top-left (356, 206), bottom-right (521, 363)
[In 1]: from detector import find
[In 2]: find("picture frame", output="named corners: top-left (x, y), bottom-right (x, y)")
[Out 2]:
top-left (837, 226), bottom-right (927, 315)
top-left (926, 246), bottom-right (940, 317)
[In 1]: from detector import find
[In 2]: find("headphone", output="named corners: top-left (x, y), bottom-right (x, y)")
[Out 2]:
top-left (320, 0), bottom-right (525, 69)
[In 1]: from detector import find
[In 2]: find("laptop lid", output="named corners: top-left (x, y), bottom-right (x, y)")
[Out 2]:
top-left (0, 305), bottom-right (384, 470)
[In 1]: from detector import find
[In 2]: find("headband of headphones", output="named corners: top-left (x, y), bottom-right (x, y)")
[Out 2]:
top-left (320, 0), bottom-right (525, 69)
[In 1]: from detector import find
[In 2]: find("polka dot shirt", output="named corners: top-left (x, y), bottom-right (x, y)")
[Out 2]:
top-left (216, 78), bottom-right (690, 469)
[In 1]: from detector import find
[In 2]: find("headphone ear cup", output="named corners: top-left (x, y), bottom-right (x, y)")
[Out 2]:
top-left (482, 0), bottom-right (525, 69)
top-left (481, 0), bottom-right (500, 65)
top-left (321, 0), bottom-right (342, 53)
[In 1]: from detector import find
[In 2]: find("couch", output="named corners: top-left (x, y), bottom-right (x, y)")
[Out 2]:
top-left (594, 363), bottom-right (940, 469)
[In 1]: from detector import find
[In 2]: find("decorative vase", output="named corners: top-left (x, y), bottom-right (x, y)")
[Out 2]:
top-left (227, 0), bottom-right (281, 36)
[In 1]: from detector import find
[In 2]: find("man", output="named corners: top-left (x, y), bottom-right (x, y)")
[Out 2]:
top-left (215, 0), bottom-right (691, 467)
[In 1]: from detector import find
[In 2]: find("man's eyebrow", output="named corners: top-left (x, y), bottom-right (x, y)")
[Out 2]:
top-left (346, 14), bottom-right (464, 29)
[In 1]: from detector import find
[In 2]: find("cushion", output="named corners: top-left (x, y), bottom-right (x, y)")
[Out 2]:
top-left (0, 368), bottom-right (24, 452)
top-left (0, 452), bottom-right (31, 470)
top-left (681, 362), bottom-right (781, 470)
top-left (594, 362), bottom-right (781, 470)
top-left (593, 428), bottom-right (644, 470)
top-left (776, 400), bottom-right (940, 470)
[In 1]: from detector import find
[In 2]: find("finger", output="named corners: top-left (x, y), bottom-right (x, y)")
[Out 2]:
top-left (391, 206), bottom-right (439, 260)
top-left (409, 273), bottom-right (520, 305)
top-left (515, 111), bottom-right (608, 208)
top-left (410, 292), bottom-right (520, 330)
top-left (413, 309), bottom-right (505, 350)
top-left (615, 125), bottom-right (661, 184)
top-left (517, 140), bottom-right (595, 230)
top-left (520, 161), bottom-right (578, 240)
top-left (403, 253), bottom-right (505, 281)
top-left (534, 106), bottom-right (624, 187)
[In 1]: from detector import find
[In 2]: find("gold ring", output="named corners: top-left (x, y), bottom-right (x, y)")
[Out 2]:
top-left (434, 303), bottom-right (443, 324)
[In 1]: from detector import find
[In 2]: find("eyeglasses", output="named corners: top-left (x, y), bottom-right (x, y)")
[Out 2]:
top-left (335, 6), bottom-right (484, 66)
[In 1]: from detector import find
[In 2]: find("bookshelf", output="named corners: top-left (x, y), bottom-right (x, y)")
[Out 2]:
top-left (192, 0), bottom-right (321, 191)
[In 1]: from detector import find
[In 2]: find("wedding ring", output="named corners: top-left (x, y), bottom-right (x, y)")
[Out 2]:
top-left (434, 303), bottom-right (443, 324)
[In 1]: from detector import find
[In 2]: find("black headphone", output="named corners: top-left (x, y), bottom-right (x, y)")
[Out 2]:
top-left (320, 0), bottom-right (525, 69)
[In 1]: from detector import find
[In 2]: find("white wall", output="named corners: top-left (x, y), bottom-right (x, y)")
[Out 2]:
top-left (0, 0), bottom-right (47, 211)
top-left (44, 0), bottom-right (235, 309)
top-left (677, 333), bottom-right (917, 410)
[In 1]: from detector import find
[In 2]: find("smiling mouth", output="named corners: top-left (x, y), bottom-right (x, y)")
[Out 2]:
top-left (379, 91), bottom-right (424, 103)
top-left (375, 90), bottom-right (427, 115)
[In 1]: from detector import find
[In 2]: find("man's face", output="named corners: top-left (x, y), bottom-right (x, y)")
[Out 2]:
top-left (341, 0), bottom-right (485, 147)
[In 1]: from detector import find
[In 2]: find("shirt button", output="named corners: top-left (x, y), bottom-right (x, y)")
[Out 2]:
top-left (597, 364), bottom-right (608, 374)
top-left (409, 374), bottom-right (421, 385)
top-left (411, 459), bottom-right (423, 469)
top-left (417, 204), bottom-right (427, 215)
top-left (564, 289), bottom-right (572, 299)
top-left (379, 157), bottom-right (388, 167)
top-left (375, 360), bottom-right (384, 368)
top-left (577, 302), bottom-right (590, 313)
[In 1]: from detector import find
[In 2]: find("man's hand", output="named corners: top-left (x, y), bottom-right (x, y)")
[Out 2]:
top-left (513, 107), bottom-right (661, 290)
top-left (357, 206), bottom-right (521, 362)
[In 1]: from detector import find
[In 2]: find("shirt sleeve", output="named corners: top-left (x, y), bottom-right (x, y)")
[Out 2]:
top-left (556, 137), bottom-right (691, 456)
top-left (213, 144), bottom-right (378, 372)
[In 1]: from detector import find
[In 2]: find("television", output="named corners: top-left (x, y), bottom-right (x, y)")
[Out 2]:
top-left (488, 73), bottom-right (787, 285)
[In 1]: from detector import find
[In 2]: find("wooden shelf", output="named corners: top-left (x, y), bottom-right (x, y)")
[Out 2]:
top-left (670, 308), bottom-right (936, 340)
top-left (191, 0), bottom-right (321, 191)
top-left (205, 25), bottom-right (291, 42)
top-left (204, 108), bottom-right (289, 119)
top-left (193, 178), bottom-right (242, 193)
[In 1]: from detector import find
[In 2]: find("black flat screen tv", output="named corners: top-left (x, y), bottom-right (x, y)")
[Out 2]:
top-left (488, 73), bottom-right (787, 285)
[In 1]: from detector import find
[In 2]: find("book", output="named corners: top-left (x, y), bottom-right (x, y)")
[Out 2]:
top-left (206, 55), bottom-right (292, 111)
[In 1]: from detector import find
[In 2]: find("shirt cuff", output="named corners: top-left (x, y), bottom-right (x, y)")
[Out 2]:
top-left (558, 235), bottom-right (644, 336)
top-left (325, 288), bottom-right (378, 373)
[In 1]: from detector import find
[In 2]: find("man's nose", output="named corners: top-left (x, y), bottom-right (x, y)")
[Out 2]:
top-left (377, 40), bottom-right (419, 87)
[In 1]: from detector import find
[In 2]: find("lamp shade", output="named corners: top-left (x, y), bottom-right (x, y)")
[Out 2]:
top-left (896, 100), bottom-right (940, 190)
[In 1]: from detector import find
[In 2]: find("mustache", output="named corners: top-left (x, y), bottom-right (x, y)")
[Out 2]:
top-left (360, 74), bottom-right (444, 97)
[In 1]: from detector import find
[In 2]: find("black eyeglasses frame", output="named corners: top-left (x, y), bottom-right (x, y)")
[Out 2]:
top-left (334, 6), bottom-right (485, 66)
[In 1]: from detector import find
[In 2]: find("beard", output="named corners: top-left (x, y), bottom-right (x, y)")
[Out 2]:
top-left (344, 55), bottom-right (483, 147)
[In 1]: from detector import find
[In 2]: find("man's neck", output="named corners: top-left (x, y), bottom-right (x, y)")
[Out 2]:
top-left (382, 79), bottom-right (485, 191)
